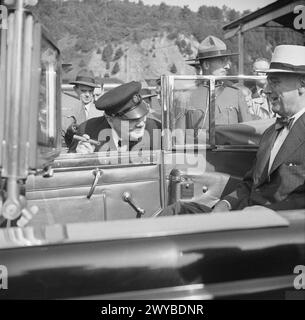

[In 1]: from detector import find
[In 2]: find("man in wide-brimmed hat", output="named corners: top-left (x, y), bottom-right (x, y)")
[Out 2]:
top-left (249, 58), bottom-right (274, 119)
top-left (67, 81), bottom-right (161, 153)
top-left (186, 35), bottom-right (251, 125)
top-left (62, 69), bottom-right (105, 147)
top-left (69, 69), bottom-right (104, 120)
top-left (161, 44), bottom-right (305, 215)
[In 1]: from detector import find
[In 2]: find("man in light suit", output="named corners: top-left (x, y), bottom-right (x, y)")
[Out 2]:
top-left (62, 69), bottom-right (104, 147)
top-left (161, 44), bottom-right (305, 215)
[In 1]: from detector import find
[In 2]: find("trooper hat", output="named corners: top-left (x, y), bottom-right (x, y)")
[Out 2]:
top-left (261, 45), bottom-right (305, 74)
top-left (95, 81), bottom-right (150, 120)
top-left (70, 69), bottom-right (99, 88)
top-left (186, 35), bottom-right (239, 62)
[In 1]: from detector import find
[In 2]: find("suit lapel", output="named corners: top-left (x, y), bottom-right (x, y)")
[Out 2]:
top-left (269, 113), bottom-right (305, 175)
top-left (253, 125), bottom-right (277, 185)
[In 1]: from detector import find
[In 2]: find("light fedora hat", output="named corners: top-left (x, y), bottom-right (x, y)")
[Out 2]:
top-left (186, 35), bottom-right (239, 62)
top-left (264, 45), bottom-right (305, 74)
top-left (70, 69), bottom-right (99, 88)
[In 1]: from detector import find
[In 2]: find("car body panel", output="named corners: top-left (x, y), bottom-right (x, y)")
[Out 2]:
top-left (0, 210), bottom-right (303, 299)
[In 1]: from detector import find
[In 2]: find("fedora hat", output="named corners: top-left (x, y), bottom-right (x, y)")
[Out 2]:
top-left (95, 81), bottom-right (150, 120)
top-left (262, 45), bottom-right (305, 74)
top-left (186, 35), bottom-right (239, 62)
top-left (70, 69), bottom-right (99, 88)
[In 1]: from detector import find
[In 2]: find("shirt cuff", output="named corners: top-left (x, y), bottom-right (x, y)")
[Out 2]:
top-left (219, 199), bottom-right (232, 211)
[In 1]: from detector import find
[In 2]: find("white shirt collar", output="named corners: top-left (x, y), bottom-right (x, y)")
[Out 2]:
top-left (290, 107), bottom-right (305, 126)
top-left (106, 120), bottom-right (129, 151)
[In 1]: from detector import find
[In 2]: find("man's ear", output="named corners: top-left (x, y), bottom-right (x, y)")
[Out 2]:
top-left (73, 85), bottom-right (79, 95)
top-left (298, 77), bottom-right (305, 95)
top-left (105, 115), bottom-right (113, 125)
top-left (202, 61), bottom-right (210, 71)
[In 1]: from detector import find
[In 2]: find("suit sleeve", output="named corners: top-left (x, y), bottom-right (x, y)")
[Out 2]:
top-left (222, 166), bottom-right (254, 210)
top-left (237, 89), bottom-right (252, 122)
top-left (67, 122), bottom-right (86, 153)
top-left (265, 187), bottom-right (305, 211)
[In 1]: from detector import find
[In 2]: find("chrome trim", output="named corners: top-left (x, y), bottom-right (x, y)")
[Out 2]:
top-left (76, 275), bottom-right (293, 300)
top-left (0, 208), bottom-right (290, 249)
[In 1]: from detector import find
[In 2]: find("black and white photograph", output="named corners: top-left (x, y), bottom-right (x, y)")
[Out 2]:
top-left (0, 0), bottom-right (305, 304)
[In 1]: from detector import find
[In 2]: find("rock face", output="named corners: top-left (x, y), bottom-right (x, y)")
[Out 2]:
top-left (62, 33), bottom-right (199, 83)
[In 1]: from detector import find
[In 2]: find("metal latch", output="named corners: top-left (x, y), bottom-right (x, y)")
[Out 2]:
top-left (87, 169), bottom-right (103, 199)
top-left (180, 178), bottom-right (194, 199)
top-left (122, 192), bottom-right (145, 218)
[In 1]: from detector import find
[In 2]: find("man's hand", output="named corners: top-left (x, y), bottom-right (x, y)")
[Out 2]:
top-left (16, 205), bottom-right (39, 227)
top-left (212, 200), bottom-right (231, 213)
top-left (242, 205), bottom-right (272, 212)
top-left (1, 199), bottom-right (39, 228)
top-left (65, 123), bottom-right (79, 147)
top-left (76, 134), bottom-right (95, 154)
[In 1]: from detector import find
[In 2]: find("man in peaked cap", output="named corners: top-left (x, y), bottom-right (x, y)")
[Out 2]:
top-left (161, 44), bottom-right (305, 215)
top-left (67, 81), bottom-right (161, 153)
top-left (186, 35), bottom-right (252, 125)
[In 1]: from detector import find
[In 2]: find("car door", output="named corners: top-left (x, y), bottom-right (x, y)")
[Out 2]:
top-left (26, 148), bottom-right (165, 227)
top-left (161, 75), bottom-right (273, 207)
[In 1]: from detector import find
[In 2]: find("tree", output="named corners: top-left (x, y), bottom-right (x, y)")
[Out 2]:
top-left (170, 63), bottom-right (177, 74)
top-left (179, 5), bottom-right (191, 20)
top-left (79, 59), bottom-right (86, 68)
top-left (102, 43), bottom-right (114, 62)
top-left (113, 47), bottom-right (124, 61)
top-left (111, 62), bottom-right (120, 75)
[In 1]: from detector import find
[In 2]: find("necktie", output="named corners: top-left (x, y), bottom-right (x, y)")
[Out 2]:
top-left (275, 117), bottom-right (294, 131)
top-left (118, 140), bottom-right (140, 151)
top-left (268, 117), bottom-right (294, 174)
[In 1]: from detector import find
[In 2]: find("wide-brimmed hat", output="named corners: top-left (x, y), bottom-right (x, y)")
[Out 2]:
top-left (187, 60), bottom-right (200, 68)
top-left (70, 69), bottom-right (99, 88)
top-left (186, 35), bottom-right (239, 62)
top-left (95, 81), bottom-right (150, 120)
top-left (261, 45), bottom-right (305, 74)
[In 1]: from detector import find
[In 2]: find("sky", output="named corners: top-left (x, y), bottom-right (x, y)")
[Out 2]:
top-left (127, 0), bottom-right (276, 12)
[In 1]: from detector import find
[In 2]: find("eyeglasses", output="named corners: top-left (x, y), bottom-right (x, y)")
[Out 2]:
top-left (253, 71), bottom-right (267, 76)
top-left (80, 89), bottom-right (94, 94)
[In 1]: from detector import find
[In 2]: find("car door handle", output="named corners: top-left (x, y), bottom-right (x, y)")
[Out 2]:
top-left (122, 192), bottom-right (145, 218)
top-left (87, 169), bottom-right (103, 199)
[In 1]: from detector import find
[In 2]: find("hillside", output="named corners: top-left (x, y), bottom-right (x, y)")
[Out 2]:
top-left (34, 0), bottom-right (304, 81)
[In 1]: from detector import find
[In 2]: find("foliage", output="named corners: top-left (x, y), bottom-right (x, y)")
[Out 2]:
top-left (113, 47), bottom-right (124, 61)
top-left (170, 63), bottom-right (177, 74)
top-left (78, 59), bottom-right (86, 68)
top-left (111, 62), bottom-right (120, 75)
top-left (102, 43), bottom-right (114, 62)
top-left (175, 39), bottom-right (193, 56)
top-left (33, 0), bottom-right (304, 72)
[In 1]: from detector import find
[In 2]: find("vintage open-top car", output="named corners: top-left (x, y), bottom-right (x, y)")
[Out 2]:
top-left (0, 1), bottom-right (304, 300)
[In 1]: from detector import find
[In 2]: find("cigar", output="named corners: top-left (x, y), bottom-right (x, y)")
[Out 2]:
top-left (73, 134), bottom-right (101, 146)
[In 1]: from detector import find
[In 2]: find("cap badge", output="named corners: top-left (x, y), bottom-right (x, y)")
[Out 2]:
top-left (132, 94), bottom-right (142, 104)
